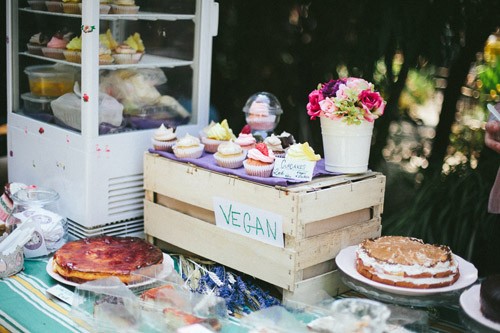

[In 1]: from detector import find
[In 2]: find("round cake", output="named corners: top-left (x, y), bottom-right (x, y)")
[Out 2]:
top-left (355, 236), bottom-right (460, 289)
top-left (480, 274), bottom-right (500, 323)
top-left (52, 236), bottom-right (163, 284)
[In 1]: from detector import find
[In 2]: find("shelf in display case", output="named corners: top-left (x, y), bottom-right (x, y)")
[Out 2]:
top-left (19, 52), bottom-right (193, 69)
top-left (19, 8), bottom-right (195, 21)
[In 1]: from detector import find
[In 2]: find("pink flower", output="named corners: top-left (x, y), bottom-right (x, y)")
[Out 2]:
top-left (306, 89), bottom-right (324, 120)
top-left (359, 90), bottom-right (383, 111)
top-left (319, 97), bottom-right (336, 115)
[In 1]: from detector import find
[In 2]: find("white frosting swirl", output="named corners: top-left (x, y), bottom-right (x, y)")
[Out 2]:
top-left (217, 140), bottom-right (243, 156)
top-left (264, 134), bottom-right (283, 151)
top-left (153, 124), bottom-right (176, 141)
top-left (175, 133), bottom-right (200, 148)
top-left (249, 101), bottom-right (270, 116)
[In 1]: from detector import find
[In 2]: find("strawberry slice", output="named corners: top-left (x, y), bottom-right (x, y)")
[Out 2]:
top-left (240, 124), bottom-right (252, 134)
top-left (255, 143), bottom-right (269, 155)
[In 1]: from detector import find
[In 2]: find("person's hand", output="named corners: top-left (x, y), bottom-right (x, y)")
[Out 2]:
top-left (485, 120), bottom-right (500, 154)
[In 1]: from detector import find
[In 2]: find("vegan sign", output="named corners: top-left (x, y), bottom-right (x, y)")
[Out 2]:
top-left (213, 197), bottom-right (284, 248)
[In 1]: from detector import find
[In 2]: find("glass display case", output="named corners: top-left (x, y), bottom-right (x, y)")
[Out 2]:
top-left (6, 0), bottom-right (219, 238)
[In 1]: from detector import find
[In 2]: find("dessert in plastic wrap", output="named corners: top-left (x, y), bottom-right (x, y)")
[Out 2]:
top-left (69, 263), bottom-right (228, 332)
top-left (239, 306), bottom-right (309, 333)
top-left (243, 92), bottom-right (283, 138)
top-left (99, 68), bottom-right (190, 129)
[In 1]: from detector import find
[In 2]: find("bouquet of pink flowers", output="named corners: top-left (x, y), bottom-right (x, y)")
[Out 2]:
top-left (307, 77), bottom-right (386, 125)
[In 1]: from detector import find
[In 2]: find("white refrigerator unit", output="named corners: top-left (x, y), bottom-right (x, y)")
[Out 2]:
top-left (6, 0), bottom-right (219, 238)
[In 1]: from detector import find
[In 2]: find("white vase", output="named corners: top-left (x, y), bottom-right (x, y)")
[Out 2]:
top-left (320, 117), bottom-right (374, 174)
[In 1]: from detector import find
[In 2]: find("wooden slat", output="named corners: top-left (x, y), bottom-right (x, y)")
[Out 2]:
top-left (282, 270), bottom-right (350, 302)
top-left (295, 218), bottom-right (381, 270)
top-left (303, 208), bottom-right (371, 238)
top-left (297, 175), bottom-right (385, 224)
top-left (144, 200), bottom-right (297, 290)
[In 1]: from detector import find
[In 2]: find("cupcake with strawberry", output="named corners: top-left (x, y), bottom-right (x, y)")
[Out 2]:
top-left (243, 143), bottom-right (276, 177)
top-left (234, 124), bottom-right (257, 151)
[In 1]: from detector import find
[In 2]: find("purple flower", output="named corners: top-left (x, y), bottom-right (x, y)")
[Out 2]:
top-left (321, 78), bottom-right (347, 98)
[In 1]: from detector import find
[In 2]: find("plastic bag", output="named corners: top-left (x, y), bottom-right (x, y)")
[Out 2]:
top-left (99, 68), bottom-right (167, 112)
top-left (51, 84), bottom-right (123, 130)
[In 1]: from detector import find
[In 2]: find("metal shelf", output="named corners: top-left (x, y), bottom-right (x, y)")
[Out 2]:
top-left (19, 8), bottom-right (195, 21)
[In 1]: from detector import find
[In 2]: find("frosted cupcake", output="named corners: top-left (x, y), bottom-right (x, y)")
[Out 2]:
top-left (264, 134), bottom-right (286, 158)
top-left (63, 35), bottom-right (81, 63)
top-left (172, 133), bottom-right (204, 159)
top-left (111, 0), bottom-right (139, 14)
top-left (27, 32), bottom-right (49, 56)
top-left (245, 100), bottom-right (276, 131)
top-left (243, 143), bottom-right (275, 178)
top-left (201, 119), bottom-right (236, 153)
top-left (235, 125), bottom-right (256, 151)
top-left (214, 140), bottom-right (246, 169)
top-left (42, 33), bottom-right (69, 59)
top-left (151, 124), bottom-right (177, 152)
top-left (112, 33), bottom-right (145, 64)
top-left (285, 142), bottom-right (321, 165)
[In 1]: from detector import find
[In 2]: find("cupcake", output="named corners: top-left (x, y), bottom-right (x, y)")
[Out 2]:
top-left (42, 31), bottom-right (72, 59)
top-left (264, 134), bottom-right (286, 158)
top-left (27, 32), bottom-right (49, 56)
top-left (151, 124), bottom-right (177, 152)
top-left (27, 0), bottom-right (46, 11)
top-left (98, 43), bottom-right (114, 65)
top-left (100, 29), bottom-right (119, 51)
top-left (45, 1), bottom-right (63, 12)
top-left (214, 140), bottom-right (246, 169)
top-left (285, 142), bottom-right (321, 164)
top-left (234, 125), bottom-right (257, 151)
top-left (201, 119), bottom-right (236, 153)
top-left (277, 131), bottom-right (296, 149)
top-left (243, 143), bottom-right (275, 178)
top-left (63, 35), bottom-right (81, 63)
top-left (111, 0), bottom-right (139, 14)
top-left (173, 133), bottom-right (204, 159)
top-left (62, 0), bottom-right (81, 14)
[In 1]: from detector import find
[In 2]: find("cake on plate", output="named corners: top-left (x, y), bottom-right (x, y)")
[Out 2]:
top-left (480, 274), bottom-right (500, 323)
top-left (355, 236), bottom-right (460, 289)
top-left (52, 236), bottom-right (163, 284)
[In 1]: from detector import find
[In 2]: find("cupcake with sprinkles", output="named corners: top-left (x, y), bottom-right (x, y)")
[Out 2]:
top-left (243, 143), bottom-right (275, 177)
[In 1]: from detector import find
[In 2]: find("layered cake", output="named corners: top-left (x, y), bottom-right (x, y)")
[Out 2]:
top-left (355, 236), bottom-right (460, 288)
top-left (480, 274), bottom-right (500, 323)
top-left (52, 236), bottom-right (163, 284)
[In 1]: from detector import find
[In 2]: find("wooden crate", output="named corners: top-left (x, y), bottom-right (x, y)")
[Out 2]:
top-left (143, 152), bottom-right (385, 300)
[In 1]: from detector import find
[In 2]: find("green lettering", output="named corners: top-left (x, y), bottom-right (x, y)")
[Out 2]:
top-left (255, 217), bottom-right (264, 235)
top-left (231, 210), bottom-right (241, 227)
top-left (267, 220), bottom-right (277, 240)
top-left (243, 212), bottom-right (252, 233)
top-left (219, 204), bottom-right (231, 225)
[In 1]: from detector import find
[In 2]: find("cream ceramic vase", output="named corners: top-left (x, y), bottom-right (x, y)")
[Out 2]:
top-left (320, 117), bottom-right (374, 174)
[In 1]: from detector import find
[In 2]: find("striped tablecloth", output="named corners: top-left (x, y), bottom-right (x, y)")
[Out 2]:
top-left (0, 258), bottom-right (472, 333)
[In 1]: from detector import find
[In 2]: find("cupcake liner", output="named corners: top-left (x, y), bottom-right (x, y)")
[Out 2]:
top-left (201, 137), bottom-right (227, 153)
top-left (45, 1), bottom-right (63, 12)
top-left (42, 47), bottom-right (66, 60)
top-left (63, 50), bottom-right (81, 63)
top-left (27, 44), bottom-right (45, 56)
top-left (173, 144), bottom-right (205, 159)
top-left (243, 160), bottom-right (275, 177)
top-left (214, 153), bottom-right (246, 169)
top-left (110, 4), bottom-right (140, 14)
top-left (28, 0), bottom-right (47, 10)
top-left (112, 52), bottom-right (143, 64)
top-left (151, 138), bottom-right (176, 153)
top-left (62, 2), bottom-right (81, 13)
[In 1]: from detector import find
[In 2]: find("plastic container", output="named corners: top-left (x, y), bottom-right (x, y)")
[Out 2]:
top-left (24, 64), bottom-right (78, 97)
top-left (243, 92), bottom-right (283, 138)
top-left (6, 187), bottom-right (68, 258)
top-left (21, 93), bottom-right (55, 115)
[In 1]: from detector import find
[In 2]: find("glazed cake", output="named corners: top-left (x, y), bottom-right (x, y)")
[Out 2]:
top-left (53, 236), bottom-right (163, 284)
top-left (355, 236), bottom-right (460, 289)
top-left (480, 274), bottom-right (500, 323)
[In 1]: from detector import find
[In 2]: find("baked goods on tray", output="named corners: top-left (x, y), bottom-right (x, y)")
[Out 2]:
top-left (355, 236), bottom-right (460, 289)
top-left (480, 274), bottom-right (500, 323)
top-left (52, 236), bottom-right (163, 284)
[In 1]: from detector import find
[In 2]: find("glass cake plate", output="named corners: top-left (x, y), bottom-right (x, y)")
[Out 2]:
top-left (336, 245), bottom-right (478, 307)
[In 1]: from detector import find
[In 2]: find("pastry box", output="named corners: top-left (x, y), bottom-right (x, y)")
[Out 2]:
top-left (143, 153), bottom-right (385, 301)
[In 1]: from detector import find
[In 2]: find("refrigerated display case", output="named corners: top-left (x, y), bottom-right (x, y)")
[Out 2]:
top-left (6, 0), bottom-right (219, 238)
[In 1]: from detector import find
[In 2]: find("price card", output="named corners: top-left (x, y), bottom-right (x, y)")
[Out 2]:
top-left (272, 157), bottom-right (316, 181)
